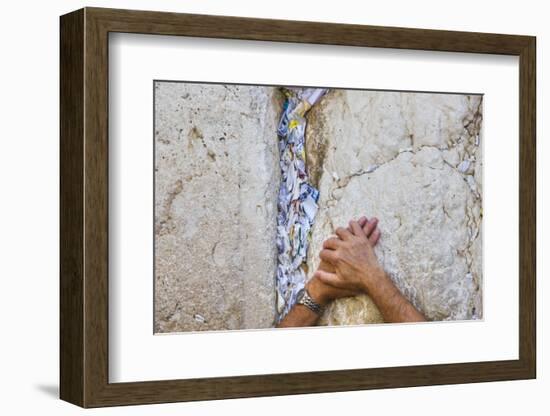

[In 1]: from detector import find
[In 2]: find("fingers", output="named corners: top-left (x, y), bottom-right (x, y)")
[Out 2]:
top-left (338, 289), bottom-right (360, 297)
top-left (369, 228), bottom-right (381, 245)
top-left (313, 269), bottom-right (341, 288)
top-left (336, 216), bottom-right (381, 244)
top-left (363, 217), bottom-right (378, 237)
top-left (319, 249), bottom-right (338, 264)
top-left (348, 216), bottom-right (367, 233)
top-left (335, 226), bottom-right (353, 241)
top-left (349, 220), bottom-right (366, 238)
top-left (322, 237), bottom-right (342, 250)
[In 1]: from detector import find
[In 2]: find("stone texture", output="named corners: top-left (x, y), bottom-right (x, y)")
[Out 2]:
top-left (154, 83), bottom-right (483, 332)
top-left (305, 90), bottom-right (483, 325)
top-left (154, 82), bottom-right (282, 332)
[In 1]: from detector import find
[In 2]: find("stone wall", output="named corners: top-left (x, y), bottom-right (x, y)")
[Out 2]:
top-left (305, 89), bottom-right (483, 325)
top-left (154, 83), bottom-right (483, 333)
top-left (154, 82), bottom-right (282, 332)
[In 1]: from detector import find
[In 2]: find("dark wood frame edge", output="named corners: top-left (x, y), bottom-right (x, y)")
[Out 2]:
top-left (60, 7), bottom-right (536, 408)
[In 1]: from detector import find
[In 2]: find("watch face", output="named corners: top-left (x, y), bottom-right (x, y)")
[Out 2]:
top-left (296, 289), bottom-right (305, 303)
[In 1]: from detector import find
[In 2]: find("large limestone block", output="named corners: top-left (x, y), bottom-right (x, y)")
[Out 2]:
top-left (154, 82), bottom-right (281, 332)
top-left (306, 90), bottom-right (483, 324)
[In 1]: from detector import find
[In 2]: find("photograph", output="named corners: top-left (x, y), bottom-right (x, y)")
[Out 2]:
top-left (53, 5), bottom-right (537, 409)
top-left (153, 81), bottom-right (483, 333)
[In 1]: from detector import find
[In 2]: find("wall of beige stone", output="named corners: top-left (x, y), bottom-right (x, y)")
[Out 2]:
top-left (305, 89), bottom-right (483, 325)
top-left (154, 83), bottom-right (483, 333)
top-left (154, 82), bottom-right (282, 332)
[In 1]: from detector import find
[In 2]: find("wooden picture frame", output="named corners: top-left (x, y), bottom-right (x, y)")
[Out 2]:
top-left (60, 7), bottom-right (536, 408)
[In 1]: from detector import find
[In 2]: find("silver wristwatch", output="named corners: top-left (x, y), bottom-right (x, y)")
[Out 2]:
top-left (296, 288), bottom-right (324, 315)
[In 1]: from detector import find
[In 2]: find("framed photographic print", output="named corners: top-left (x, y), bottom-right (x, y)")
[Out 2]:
top-left (60, 7), bottom-right (536, 408)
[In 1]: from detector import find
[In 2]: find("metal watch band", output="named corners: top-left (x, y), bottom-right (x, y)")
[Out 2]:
top-left (298, 289), bottom-right (324, 315)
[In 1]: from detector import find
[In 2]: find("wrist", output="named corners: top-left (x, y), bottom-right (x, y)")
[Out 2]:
top-left (306, 277), bottom-right (331, 306)
top-left (359, 267), bottom-right (389, 294)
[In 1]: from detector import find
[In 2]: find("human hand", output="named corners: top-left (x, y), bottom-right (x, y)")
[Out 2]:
top-left (306, 275), bottom-right (356, 306)
top-left (314, 218), bottom-right (386, 294)
top-left (310, 217), bottom-right (382, 303)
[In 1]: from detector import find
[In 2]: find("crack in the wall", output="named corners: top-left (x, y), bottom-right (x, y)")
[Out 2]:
top-left (275, 88), bottom-right (328, 321)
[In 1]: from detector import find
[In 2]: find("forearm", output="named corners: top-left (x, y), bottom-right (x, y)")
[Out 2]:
top-left (276, 304), bottom-right (320, 328)
top-left (365, 271), bottom-right (426, 323)
top-left (276, 279), bottom-right (329, 328)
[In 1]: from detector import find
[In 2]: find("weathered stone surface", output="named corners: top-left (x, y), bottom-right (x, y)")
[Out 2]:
top-left (155, 83), bottom-right (483, 332)
top-left (154, 82), bottom-right (282, 332)
top-left (305, 90), bottom-right (483, 325)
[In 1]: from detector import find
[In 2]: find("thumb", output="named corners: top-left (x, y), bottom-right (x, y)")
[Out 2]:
top-left (314, 269), bottom-right (341, 288)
